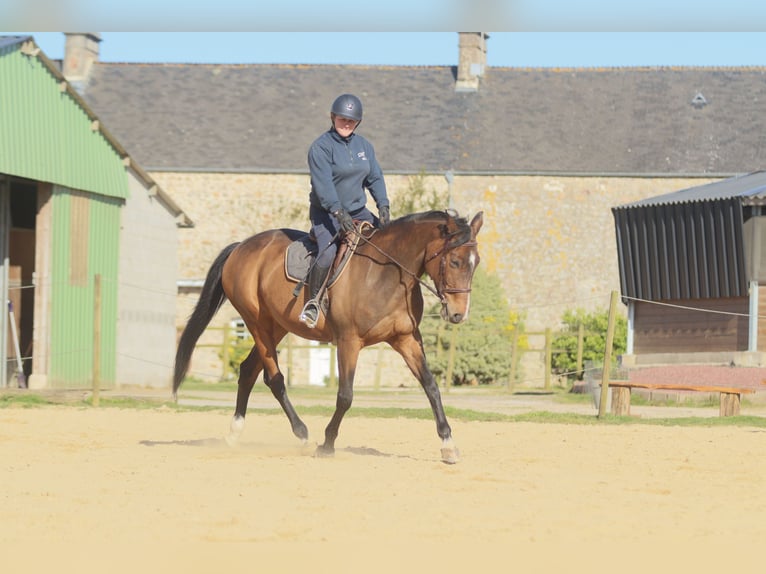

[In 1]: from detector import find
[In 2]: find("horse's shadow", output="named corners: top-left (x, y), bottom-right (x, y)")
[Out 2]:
top-left (140, 438), bottom-right (226, 447)
top-left (139, 439), bottom-right (419, 460)
top-left (340, 445), bottom-right (418, 460)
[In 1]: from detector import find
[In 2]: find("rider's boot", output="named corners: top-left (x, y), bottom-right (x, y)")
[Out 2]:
top-left (299, 264), bottom-right (330, 328)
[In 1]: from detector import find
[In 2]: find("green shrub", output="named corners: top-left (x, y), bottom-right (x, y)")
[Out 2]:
top-left (551, 308), bottom-right (627, 381)
top-left (422, 267), bottom-right (523, 385)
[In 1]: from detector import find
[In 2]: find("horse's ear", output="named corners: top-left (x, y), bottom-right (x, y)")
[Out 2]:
top-left (470, 211), bottom-right (484, 235)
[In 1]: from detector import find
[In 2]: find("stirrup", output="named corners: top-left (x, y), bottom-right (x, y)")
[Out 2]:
top-left (299, 300), bottom-right (320, 328)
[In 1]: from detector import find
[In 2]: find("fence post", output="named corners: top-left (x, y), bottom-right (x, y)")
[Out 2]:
top-left (374, 345), bottom-right (383, 390)
top-left (286, 334), bottom-right (293, 386)
top-left (221, 322), bottom-right (231, 380)
top-left (92, 274), bottom-right (101, 407)
top-left (544, 328), bottom-right (552, 390)
top-left (435, 321), bottom-right (446, 361)
top-left (509, 323), bottom-right (519, 392)
top-left (444, 325), bottom-right (458, 392)
top-left (329, 344), bottom-right (337, 388)
top-left (576, 322), bottom-right (584, 379)
top-left (598, 290), bottom-right (619, 418)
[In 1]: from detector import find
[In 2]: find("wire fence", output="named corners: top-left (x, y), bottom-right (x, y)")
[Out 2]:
top-left (5, 277), bottom-right (766, 391)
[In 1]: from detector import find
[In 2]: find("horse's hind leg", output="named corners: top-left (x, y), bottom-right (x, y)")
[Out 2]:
top-left (226, 346), bottom-right (262, 446)
top-left (264, 367), bottom-right (308, 442)
top-left (251, 327), bottom-right (308, 442)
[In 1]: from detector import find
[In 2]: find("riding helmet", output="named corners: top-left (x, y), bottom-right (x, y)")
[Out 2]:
top-left (331, 94), bottom-right (363, 122)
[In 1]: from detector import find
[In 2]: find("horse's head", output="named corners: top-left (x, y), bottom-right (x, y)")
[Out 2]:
top-left (424, 210), bottom-right (483, 324)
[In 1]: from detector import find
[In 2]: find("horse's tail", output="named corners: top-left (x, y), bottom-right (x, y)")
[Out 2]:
top-left (173, 242), bottom-right (240, 395)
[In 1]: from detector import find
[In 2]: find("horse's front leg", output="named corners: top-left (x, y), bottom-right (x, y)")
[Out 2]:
top-left (315, 340), bottom-right (361, 458)
top-left (390, 332), bottom-right (459, 464)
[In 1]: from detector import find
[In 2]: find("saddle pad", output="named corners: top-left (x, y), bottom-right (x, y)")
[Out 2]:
top-left (285, 222), bottom-right (372, 286)
top-left (285, 234), bottom-right (317, 283)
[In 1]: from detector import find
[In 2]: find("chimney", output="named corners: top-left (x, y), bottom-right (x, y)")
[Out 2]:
top-left (63, 33), bottom-right (101, 91)
top-left (455, 32), bottom-right (488, 92)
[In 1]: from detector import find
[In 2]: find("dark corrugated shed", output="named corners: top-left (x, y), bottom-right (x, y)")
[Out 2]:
top-left (612, 172), bottom-right (766, 302)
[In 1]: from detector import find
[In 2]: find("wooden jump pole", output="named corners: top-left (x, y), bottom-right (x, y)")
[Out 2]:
top-left (598, 290), bottom-right (619, 418)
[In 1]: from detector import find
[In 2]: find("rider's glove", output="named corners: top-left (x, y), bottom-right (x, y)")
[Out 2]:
top-left (333, 209), bottom-right (355, 233)
top-left (378, 206), bottom-right (390, 228)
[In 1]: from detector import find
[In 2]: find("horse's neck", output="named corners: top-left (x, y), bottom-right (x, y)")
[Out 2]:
top-left (373, 222), bottom-right (437, 272)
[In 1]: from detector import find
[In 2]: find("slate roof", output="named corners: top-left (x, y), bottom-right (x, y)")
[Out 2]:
top-left (78, 62), bottom-right (766, 175)
top-left (615, 170), bottom-right (766, 209)
top-left (0, 35), bottom-right (30, 49)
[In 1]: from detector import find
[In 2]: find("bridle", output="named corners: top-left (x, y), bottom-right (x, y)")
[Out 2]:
top-left (424, 235), bottom-right (478, 300)
top-left (352, 222), bottom-right (477, 305)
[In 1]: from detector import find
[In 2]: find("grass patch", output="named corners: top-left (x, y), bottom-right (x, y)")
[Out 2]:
top-left (3, 388), bottom-right (765, 428)
top-left (0, 392), bottom-right (56, 408)
top-left (177, 378), bottom-right (238, 393)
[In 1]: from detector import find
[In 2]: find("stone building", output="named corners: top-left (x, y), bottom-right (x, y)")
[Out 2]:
top-left (50, 32), bottom-right (766, 383)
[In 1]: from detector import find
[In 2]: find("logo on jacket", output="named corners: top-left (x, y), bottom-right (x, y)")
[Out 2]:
top-left (357, 151), bottom-right (368, 160)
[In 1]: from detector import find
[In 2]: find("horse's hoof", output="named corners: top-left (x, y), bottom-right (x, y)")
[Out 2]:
top-left (293, 422), bottom-right (309, 442)
top-left (440, 438), bottom-right (460, 464)
top-left (226, 416), bottom-right (245, 447)
top-left (313, 444), bottom-right (335, 458)
top-left (440, 446), bottom-right (460, 464)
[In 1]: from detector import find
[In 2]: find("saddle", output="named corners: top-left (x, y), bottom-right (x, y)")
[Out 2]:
top-left (285, 221), bottom-right (373, 302)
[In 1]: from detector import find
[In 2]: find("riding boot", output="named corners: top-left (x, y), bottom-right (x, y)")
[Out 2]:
top-left (299, 264), bottom-right (331, 328)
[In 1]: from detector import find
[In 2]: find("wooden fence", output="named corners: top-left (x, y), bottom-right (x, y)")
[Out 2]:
top-left (197, 320), bottom-right (593, 391)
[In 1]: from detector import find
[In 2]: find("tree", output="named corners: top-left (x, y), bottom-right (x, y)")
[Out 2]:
top-left (551, 308), bottom-right (627, 381)
top-left (393, 170), bottom-right (447, 217)
top-left (421, 267), bottom-right (523, 385)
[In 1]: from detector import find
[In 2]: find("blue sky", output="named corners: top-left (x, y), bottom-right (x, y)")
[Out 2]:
top-left (3, 1), bottom-right (766, 32)
top-left (8, 32), bottom-right (766, 68)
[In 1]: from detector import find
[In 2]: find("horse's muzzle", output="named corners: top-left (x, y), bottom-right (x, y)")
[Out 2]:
top-left (441, 304), bottom-right (467, 324)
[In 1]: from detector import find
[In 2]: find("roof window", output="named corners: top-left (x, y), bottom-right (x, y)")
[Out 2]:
top-left (691, 92), bottom-right (708, 108)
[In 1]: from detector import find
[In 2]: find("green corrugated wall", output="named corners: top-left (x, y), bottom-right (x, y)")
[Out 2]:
top-left (1, 38), bottom-right (129, 388)
top-left (0, 39), bottom-right (128, 199)
top-left (49, 187), bottom-right (121, 387)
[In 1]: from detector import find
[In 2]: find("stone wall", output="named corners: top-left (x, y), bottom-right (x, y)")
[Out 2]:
top-left (155, 170), bottom-right (718, 385)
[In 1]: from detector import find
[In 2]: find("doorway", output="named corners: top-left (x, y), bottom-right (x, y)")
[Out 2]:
top-left (8, 179), bottom-right (37, 382)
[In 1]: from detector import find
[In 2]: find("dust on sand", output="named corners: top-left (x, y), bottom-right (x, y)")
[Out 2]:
top-left (1, 406), bottom-right (764, 573)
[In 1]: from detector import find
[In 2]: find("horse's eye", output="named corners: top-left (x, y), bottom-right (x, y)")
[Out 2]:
top-left (449, 258), bottom-right (460, 269)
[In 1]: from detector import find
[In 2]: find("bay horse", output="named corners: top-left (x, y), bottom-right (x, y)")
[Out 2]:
top-left (173, 209), bottom-right (483, 463)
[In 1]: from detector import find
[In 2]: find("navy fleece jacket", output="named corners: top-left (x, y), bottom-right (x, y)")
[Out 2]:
top-left (308, 129), bottom-right (389, 215)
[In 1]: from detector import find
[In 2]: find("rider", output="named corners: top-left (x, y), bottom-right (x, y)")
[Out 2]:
top-left (299, 93), bottom-right (391, 328)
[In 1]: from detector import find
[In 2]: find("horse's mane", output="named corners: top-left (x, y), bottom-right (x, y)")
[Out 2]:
top-left (391, 209), bottom-right (473, 248)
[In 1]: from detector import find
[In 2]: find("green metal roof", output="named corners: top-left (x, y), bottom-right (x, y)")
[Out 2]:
top-left (0, 36), bottom-right (128, 199)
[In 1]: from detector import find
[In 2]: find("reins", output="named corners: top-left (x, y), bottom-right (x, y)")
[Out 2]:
top-left (350, 220), bottom-right (475, 303)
